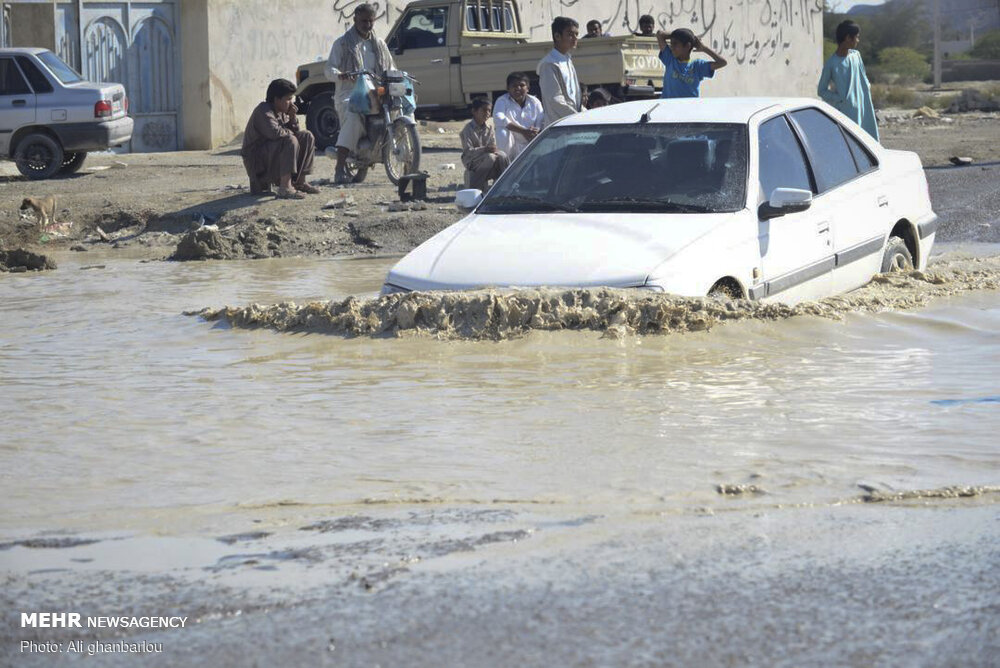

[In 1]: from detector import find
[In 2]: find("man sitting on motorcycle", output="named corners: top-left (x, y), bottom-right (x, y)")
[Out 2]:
top-left (325, 3), bottom-right (396, 185)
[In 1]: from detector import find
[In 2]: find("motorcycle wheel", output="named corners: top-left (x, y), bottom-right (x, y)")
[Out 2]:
top-left (383, 121), bottom-right (421, 186)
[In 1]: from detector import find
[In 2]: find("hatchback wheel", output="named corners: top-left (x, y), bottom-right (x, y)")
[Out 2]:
top-left (59, 152), bottom-right (88, 175)
top-left (880, 236), bottom-right (913, 273)
top-left (14, 133), bottom-right (65, 180)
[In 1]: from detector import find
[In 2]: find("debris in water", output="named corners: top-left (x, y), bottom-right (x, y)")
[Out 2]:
top-left (860, 485), bottom-right (1000, 503)
top-left (716, 484), bottom-right (766, 496)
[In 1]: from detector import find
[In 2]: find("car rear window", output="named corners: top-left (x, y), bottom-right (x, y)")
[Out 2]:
top-left (0, 57), bottom-right (31, 95)
top-left (37, 51), bottom-right (83, 85)
top-left (842, 128), bottom-right (877, 174)
top-left (788, 108), bottom-right (859, 193)
top-left (16, 56), bottom-right (54, 93)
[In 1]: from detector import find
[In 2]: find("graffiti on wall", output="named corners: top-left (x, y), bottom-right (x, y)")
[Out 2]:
top-left (527, 0), bottom-right (822, 66)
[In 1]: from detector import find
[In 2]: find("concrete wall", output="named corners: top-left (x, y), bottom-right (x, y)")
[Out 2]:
top-left (943, 59), bottom-right (1000, 82)
top-left (180, 0), bottom-right (212, 150)
top-left (190, 0), bottom-right (824, 148)
top-left (9, 3), bottom-right (55, 51)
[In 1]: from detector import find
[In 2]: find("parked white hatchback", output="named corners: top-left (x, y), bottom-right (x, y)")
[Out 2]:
top-left (382, 98), bottom-right (937, 303)
top-left (1, 48), bottom-right (132, 179)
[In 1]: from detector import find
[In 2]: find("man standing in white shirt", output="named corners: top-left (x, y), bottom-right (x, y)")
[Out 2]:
top-left (492, 72), bottom-right (544, 162)
top-left (536, 17), bottom-right (582, 128)
top-left (325, 4), bottom-right (395, 184)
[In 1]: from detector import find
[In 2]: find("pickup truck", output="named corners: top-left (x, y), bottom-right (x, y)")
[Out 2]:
top-left (295, 0), bottom-right (665, 148)
top-left (0, 47), bottom-right (133, 179)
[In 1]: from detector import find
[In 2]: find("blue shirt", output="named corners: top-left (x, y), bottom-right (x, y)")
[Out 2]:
top-left (659, 49), bottom-right (714, 98)
top-left (817, 50), bottom-right (879, 141)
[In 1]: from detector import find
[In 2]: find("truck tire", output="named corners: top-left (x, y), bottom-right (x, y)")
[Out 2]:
top-left (305, 92), bottom-right (340, 150)
top-left (383, 121), bottom-right (421, 185)
top-left (14, 133), bottom-right (64, 180)
top-left (59, 152), bottom-right (88, 175)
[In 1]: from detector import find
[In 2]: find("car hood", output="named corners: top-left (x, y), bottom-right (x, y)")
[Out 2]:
top-left (386, 211), bottom-right (732, 291)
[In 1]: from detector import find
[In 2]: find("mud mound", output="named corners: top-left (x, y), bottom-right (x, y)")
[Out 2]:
top-left (194, 256), bottom-right (1000, 341)
top-left (0, 249), bottom-right (56, 273)
top-left (170, 219), bottom-right (294, 261)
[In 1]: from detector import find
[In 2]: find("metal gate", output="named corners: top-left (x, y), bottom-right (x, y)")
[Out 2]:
top-left (1, 5), bottom-right (9, 48)
top-left (55, 1), bottom-right (179, 152)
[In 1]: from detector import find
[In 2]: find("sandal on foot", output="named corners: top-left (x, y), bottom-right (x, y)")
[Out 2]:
top-left (275, 187), bottom-right (306, 200)
top-left (296, 183), bottom-right (320, 194)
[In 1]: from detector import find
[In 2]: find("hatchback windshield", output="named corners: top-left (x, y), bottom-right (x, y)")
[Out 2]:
top-left (37, 51), bottom-right (83, 84)
top-left (478, 123), bottom-right (748, 214)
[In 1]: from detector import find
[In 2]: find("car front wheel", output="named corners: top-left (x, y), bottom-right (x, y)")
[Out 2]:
top-left (14, 133), bottom-right (65, 180)
top-left (880, 236), bottom-right (913, 273)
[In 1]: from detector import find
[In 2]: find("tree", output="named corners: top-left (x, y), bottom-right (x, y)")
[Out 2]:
top-left (877, 47), bottom-right (931, 83)
top-left (970, 31), bottom-right (1000, 59)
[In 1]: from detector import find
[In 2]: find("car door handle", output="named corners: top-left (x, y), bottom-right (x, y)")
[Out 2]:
top-left (817, 221), bottom-right (830, 234)
top-left (877, 196), bottom-right (889, 208)
top-left (12, 99), bottom-right (26, 106)
top-left (430, 58), bottom-right (444, 63)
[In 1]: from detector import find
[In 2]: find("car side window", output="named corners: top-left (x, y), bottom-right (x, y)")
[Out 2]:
top-left (758, 115), bottom-right (813, 201)
top-left (842, 128), bottom-right (877, 174)
top-left (789, 108), bottom-right (859, 192)
top-left (16, 56), bottom-right (54, 94)
top-left (397, 7), bottom-right (448, 49)
top-left (0, 57), bottom-right (32, 96)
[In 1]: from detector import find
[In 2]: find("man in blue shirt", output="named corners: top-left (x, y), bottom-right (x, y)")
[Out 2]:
top-left (656, 28), bottom-right (727, 98)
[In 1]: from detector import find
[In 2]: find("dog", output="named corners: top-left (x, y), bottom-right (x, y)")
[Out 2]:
top-left (20, 196), bottom-right (57, 228)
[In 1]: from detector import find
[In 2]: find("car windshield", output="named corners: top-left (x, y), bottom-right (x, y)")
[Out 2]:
top-left (478, 123), bottom-right (748, 214)
top-left (37, 51), bottom-right (83, 84)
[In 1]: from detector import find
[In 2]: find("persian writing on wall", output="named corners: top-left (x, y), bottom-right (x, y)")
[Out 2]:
top-left (217, 0), bottom-right (822, 70)
top-left (527, 0), bottom-right (824, 65)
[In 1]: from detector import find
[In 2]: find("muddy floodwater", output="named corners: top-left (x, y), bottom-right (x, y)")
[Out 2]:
top-left (2, 246), bottom-right (999, 666)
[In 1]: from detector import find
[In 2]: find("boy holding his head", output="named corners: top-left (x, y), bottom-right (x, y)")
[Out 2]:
top-left (655, 28), bottom-right (727, 98)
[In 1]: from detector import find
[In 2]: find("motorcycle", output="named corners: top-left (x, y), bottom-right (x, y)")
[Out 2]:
top-left (316, 69), bottom-right (421, 185)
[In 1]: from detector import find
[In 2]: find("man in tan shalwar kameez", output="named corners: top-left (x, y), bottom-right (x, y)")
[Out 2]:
top-left (241, 78), bottom-right (319, 198)
top-left (460, 98), bottom-right (509, 191)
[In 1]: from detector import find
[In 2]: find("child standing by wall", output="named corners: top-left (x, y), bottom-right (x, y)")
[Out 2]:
top-left (817, 20), bottom-right (879, 141)
top-left (655, 28), bottom-right (727, 98)
top-left (461, 98), bottom-right (510, 191)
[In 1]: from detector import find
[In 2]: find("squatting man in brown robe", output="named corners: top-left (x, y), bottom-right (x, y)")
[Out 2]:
top-left (241, 78), bottom-right (320, 199)
top-left (325, 3), bottom-right (396, 184)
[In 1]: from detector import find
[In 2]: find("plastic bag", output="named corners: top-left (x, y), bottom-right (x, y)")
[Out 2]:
top-left (400, 85), bottom-right (417, 116)
top-left (348, 74), bottom-right (376, 114)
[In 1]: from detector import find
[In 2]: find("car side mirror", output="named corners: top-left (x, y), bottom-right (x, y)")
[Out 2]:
top-left (455, 189), bottom-right (483, 210)
top-left (758, 187), bottom-right (812, 220)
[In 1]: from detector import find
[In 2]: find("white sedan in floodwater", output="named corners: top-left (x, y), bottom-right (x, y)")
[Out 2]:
top-left (382, 98), bottom-right (937, 302)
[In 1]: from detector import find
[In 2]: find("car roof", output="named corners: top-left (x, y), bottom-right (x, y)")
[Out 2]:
top-left (0, 47), bottom-right (50, 56)
top-left (558, 97), bottom-right (821, 126)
